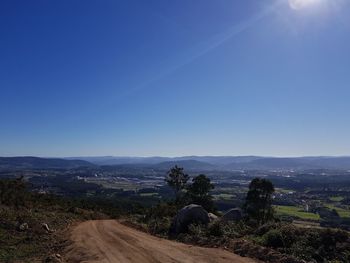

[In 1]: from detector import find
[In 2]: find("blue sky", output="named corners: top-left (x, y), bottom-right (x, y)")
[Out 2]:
top-left (1, 0), bottom-right (350, 157)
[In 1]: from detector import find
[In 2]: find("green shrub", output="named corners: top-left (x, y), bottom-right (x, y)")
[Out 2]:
top-left (255, 222), bottom-right (280, 236)
top-left (262, 229), bottom-right (284, 248)
top-left (254, 223), bottom-right (350, 262)
top-left (147, 217), bottom-right (172, 237)
top-left (207, 221), bottom-right (224, 236)
top-left (188, 223), bottom-right (206, 237)
top-left (0, 178), bottom-right (28, 207)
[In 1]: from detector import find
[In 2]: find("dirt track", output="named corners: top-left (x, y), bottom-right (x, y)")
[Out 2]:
top-left (65, 220), bottom-right (256, 263)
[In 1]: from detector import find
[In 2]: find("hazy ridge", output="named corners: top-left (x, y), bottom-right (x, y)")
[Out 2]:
top-left (2, 156), bottom-right (350, 171)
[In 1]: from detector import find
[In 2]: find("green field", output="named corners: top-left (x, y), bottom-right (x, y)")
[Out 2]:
top-left (325, 204), bottom-right (350, 218)
top-left (139, 192), bottom-right (159, 197)
top-left (213, 193), bottom-right (234, 200)
top-left (274, 205), bottom-right (320, 221)
top-left (329, 196), bottom-right (344, 202)
top-left (275, 188), bottom-right (295, 194)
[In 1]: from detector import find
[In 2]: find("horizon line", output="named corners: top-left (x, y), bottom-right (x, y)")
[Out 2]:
top-left (1, 155), bottom-right (350, 159)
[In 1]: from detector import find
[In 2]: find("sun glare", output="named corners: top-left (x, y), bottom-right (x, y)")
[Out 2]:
top-left (289, 0), bottom-right (321, 10)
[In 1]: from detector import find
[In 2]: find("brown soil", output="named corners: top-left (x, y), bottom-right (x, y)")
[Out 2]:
top-left (65, 220), bottom-right (256, 263)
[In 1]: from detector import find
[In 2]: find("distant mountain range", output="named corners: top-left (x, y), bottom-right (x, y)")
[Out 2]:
top-left (1, 156), bottom-right (350, 171)
top-left (0, 157), bottom-right (94, 170)
top-left (66, 156), bottom-right (261, 166)
top-left (67, 156), bottom-right (350, 171)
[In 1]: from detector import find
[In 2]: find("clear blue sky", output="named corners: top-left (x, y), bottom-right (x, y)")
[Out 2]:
top-left (1, 0), bottom-right (350, 157)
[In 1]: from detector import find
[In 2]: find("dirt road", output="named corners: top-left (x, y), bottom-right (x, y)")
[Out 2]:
top-left (65, 220), bottom-right (256, 263)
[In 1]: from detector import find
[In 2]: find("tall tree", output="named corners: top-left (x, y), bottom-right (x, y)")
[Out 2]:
top-left (187, 174), bottom-right (215, 212)
top-left (243, 178), bottom-right (275, 225)
top-left (165, 165), bottom-right (189, 202)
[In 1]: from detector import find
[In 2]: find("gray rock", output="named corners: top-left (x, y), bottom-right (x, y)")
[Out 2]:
top-left (42, 223), bottom-right (50, 232)
top-left (45, 254), bottom-right (64, 263)
top-left (18, 222), bottom-right (29, 231)
top-left (208, 213), bottom-right (218, 222)
top-left (222, 208), bottom-right (243, 222)
top-left (170, 204), bottom-right (209, 235)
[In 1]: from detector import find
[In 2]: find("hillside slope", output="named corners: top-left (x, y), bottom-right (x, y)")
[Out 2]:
top-left (65, 220), bottom-right (256, 263)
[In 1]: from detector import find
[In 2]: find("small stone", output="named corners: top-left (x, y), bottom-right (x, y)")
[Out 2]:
top-left (45, 254), bottom-right (62, 262)
top-left (18, 222), bottom-right (29, 231)
top-left (42, 223), bottom-right (50, 231)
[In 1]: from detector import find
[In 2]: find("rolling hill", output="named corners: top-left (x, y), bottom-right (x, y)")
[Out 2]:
top-left (0, 157), bottom-right (94, 170)
top-left (3, 156), bottom-right (350, 171)
top-left (72, 156), bottom-right (350, 171)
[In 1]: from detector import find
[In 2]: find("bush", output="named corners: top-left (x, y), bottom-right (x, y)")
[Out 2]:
top-left (262, 229), bottom-right (284, 248)
top-left (255, 222), bottom-right (280, 236)
top-left (145, 202), bottom-right (178, 220)
top-left (254, 223), bottom-right (350, 262)
top-left (207, 221), bottom-right (224, 237)
top-left (141, 202), bottom-right (178, 236)
top-left (188, 223), bottom-right (206, 237)
top-left (0, 178), bottom-right (28, 207)
top-left (147, 217), bottom-right (172, 237)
